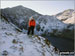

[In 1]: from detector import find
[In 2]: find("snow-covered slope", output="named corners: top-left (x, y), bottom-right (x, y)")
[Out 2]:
top-left (0, 18), bottom-right (58, 56)
top-left (36, 15), bottom-right (67, 35)
top-left (56, 9), bottom-right (75, 24)
top-left (63, 11), bottom-right (75, 24)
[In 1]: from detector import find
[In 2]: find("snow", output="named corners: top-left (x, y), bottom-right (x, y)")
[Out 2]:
top-left (0, 18), bottom-right (59, 56)
top-left (36, 15), bottom-right (67, 34)
top-left (56, 9), bottom-right (75, 24)
top-left (63, 11), bottom-right (75, 24)
top-left (0, 5), bottom-right (74, 56)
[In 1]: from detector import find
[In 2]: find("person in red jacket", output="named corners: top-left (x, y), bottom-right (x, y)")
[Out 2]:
top-left (27, 16), bottom-right (36, 35)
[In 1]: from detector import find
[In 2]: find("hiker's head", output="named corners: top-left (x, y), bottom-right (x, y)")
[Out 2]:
top-left (29, 16), bottom-right (34, 20)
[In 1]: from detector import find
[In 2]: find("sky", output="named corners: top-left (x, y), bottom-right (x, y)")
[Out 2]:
top-left (1, 0), bottom-right (74, 15)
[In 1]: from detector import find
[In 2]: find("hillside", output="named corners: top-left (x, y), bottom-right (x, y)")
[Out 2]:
top-left (0, 17), bottom-right (58, 56)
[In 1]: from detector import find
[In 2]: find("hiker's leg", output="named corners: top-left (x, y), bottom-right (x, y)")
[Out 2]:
top-left (31, 26), bottom-right (34, 35)
top-left (27, 27), bottom-right (31, 35)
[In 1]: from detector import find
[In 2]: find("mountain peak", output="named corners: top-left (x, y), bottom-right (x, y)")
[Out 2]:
top-left (56, 9), bottom-right (74, 16)
top-left (63, 9), bottom-right (74, 13)
top-left (56, 9), bottom-right (75, 24)
top-left (12, 5), bottom-right (25, 9)
top-left (14, 5), bottom-right (24, 8)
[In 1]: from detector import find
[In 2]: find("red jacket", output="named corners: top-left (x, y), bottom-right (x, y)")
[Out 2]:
top-left (29, 19), bottom-right (36, 27)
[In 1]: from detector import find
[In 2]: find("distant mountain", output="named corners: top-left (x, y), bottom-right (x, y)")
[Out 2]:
top-left (1, 5), bottom-right (67, 35)
top-left (56, 9), bottom-right (75, 24)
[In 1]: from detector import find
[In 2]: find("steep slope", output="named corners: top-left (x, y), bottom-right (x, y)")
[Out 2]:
top-left (56, 9), bottom-right (75, 24)
top-left (0, 17), bottom-right (58, 56)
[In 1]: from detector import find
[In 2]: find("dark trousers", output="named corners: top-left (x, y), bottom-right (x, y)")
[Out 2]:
top-left (27, 26), bottom-right (35, 35)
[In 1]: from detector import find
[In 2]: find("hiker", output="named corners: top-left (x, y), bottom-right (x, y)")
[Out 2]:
top-left (27, 16), bottom-right (36, 35)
